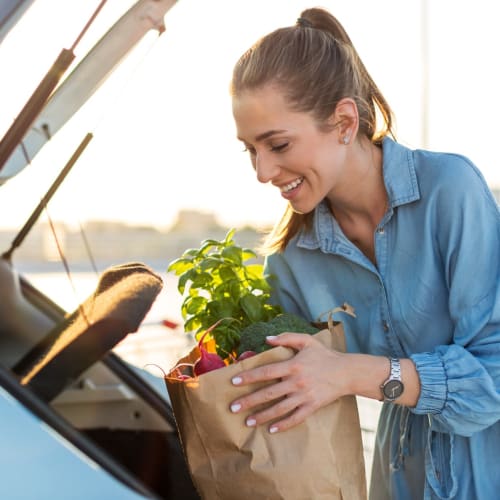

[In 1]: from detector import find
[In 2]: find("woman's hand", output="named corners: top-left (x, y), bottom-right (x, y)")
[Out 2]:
top-left (229, 331), bottom-right (422, 434)
top-left (229, 332), bottom-right (349, 433)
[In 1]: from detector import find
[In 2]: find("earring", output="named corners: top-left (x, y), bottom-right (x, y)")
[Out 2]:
top-left (343, 136), bottom-right (350, 145)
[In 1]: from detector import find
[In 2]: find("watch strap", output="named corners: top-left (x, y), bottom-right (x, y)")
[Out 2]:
top-left (380, 357), bottom-right (404, 402)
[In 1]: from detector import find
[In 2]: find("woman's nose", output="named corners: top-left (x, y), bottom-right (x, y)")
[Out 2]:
top-left (255, 152), bottom-right (280, 183)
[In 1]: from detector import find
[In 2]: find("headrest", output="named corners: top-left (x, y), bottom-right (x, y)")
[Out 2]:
top-left (13, 262), bottom-right (163, 401)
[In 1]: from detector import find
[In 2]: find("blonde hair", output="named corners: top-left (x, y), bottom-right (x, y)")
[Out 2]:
top-left (230, 8), bottom-right (395, 253)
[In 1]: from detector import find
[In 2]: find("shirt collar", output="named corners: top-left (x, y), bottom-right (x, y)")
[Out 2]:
top-left (382, 136), bottom-right (420, 207)
top-left (297, 137), bottom-right (421, 250)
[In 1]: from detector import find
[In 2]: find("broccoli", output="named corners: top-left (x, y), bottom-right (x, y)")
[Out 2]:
top-left (237, 313), bottom-right (320, 355)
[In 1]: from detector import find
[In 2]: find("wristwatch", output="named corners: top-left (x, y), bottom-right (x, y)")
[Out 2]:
top-left (380, 357), bottom-right (404, 402)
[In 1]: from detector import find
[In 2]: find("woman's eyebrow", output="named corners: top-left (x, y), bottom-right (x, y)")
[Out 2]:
top-left (255, 129), bottom-right (286, 142)
top-left (238, 129), bottom-right (286, 143)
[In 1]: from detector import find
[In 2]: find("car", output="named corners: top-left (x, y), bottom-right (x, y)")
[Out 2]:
top-left (0, 1), bottom-right (200, 498)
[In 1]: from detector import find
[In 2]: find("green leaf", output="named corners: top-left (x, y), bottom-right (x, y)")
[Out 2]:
top-left (185, 296), bottom-right (207, 315)
top-left (224, 228), bottom-right (236, 243)
top-left (263, 303), bottom-right (283, 320)
top-left (240, 293), bottom-right (264, 323)
top-left (167, 257), bottom-right (194, 274)
top-left (207, 297), bottom-right (237, 320)
top-left (185, 316), bottom-right (202, 333)
top-left (245, 263), bottom-right (264, 280)
top-left (242, 248), bottom-right (257, 261)
top-left (177, 271), bottom-right (193, 294)
top-left (183, 248), bottom-right (200, 258)
top-left (219, 265), bottom-right (238, 282)
top-left (199, 256), bottom-right (224, 271)
top-left (191, 272), bottom-right (214, 289)
top-left (248, 277), bottom-right (271, 293)
top-left (199, 239), bottom-right (221, 255)
top-left (227, 281), bottom-right (243, 302)
top-left (213, 324), bottom-right (240, 356)
top-left (221, 245), bottom-right (242, 266)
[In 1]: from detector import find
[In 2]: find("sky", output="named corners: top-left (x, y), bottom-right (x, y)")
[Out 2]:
top-left (0, 0), bottom-right (498, 232)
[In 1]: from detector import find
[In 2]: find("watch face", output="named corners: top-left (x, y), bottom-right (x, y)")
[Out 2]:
top-left (383, 380), bottom-right (404, 401)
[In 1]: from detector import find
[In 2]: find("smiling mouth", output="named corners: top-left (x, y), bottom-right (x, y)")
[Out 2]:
top-left (280, 177), bottom-right (304, 193)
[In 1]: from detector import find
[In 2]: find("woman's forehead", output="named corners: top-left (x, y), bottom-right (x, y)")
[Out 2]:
top-left (232, 87), bottom-right (307, 140)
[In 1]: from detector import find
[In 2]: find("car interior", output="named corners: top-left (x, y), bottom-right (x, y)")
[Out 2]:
top-left (0, 1), bottom-right (201, 498)
top-left (0, 256), bottom-right (200, 499)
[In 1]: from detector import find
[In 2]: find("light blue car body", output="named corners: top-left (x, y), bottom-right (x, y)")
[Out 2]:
top-left (0, 386), bottom-right (149, 499)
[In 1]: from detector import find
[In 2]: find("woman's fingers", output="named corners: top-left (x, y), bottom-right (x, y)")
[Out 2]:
top-left (230, 375), bottom-right (292, 413)
top-left (230, 333), bottom-right (319, 386)
top-left (231, 358), bottom-right (288, 386)
top-left (265, 332), bottom-right (318, 350)
top-left (229, 335), bottom-right (345, 431)
top-left (246, 394), bottom-right (316, 433)
top-left (245, 394), bottom-right (300, 429)
top-left (266, 403), bottom-right (315, 433)
top-left (231, 379), bottom-right (311, 430)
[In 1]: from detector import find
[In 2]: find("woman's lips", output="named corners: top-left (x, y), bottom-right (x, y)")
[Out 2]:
top-left (280, 176), bottom-right (304, 193)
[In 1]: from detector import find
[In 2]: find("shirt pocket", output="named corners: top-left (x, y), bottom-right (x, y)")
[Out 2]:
top-left (424, 425), bottom-right (457, 499)
top-left (392, 275), bottom-right (452, 351)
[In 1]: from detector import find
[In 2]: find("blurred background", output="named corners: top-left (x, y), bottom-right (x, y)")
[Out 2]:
top-left (0, 0), bottom-right (498, 233)
top-left (1, 0), bottom-right (499, 366)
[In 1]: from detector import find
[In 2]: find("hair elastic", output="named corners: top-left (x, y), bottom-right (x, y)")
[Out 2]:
top-left (296, 17), bottom-right (313, 28)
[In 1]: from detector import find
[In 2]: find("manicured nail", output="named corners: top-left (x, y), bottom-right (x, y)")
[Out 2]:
top-left (232, 376), bottom-right (242, 385)
top-left (269, 425), bottom-right (279, 434)
top-left (266, 335), bottom-right (278, 341)
top-left (246, 418), bottom-right (256, 427)
top-left (230, 403), bottom-right (241, 413)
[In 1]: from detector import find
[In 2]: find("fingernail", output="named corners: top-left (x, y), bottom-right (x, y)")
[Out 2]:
top-left (232, 376), bottom-right (242, 385)
top-left (266, 335), bottom-right (277, 341)
top-left (269, 425), bottom-right (279, 434)
top-left (246, 418), bottom-right (256, 427)
top-left (230, 403), bottom-right (241, 413)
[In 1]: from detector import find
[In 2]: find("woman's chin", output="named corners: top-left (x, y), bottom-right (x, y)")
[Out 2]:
top-left (288, 201), bottom-right (314, 215)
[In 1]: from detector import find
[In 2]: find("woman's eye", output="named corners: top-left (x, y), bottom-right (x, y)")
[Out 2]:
top-left (243, 146), bottom-right (256, 155)
top-left (271, 142), bottom-right (288, 152)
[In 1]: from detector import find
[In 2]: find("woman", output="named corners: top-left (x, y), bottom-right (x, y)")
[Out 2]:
top-left (228, 7), bottom-right (500, 500)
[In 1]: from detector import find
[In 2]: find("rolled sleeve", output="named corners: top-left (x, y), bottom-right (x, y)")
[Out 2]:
top-left (411, 351), bottom-right (447, 414)
top-left (411, 339), bottom-right (500, 436)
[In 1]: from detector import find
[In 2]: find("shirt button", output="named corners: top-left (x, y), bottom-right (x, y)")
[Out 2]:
top-left (383, 321), bottom-right (389, 332)
top-left (377, 227), bottom-right (385, 234)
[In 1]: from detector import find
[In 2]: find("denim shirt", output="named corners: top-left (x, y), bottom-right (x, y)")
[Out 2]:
top-left (264, 137), bottom-right (500, 499)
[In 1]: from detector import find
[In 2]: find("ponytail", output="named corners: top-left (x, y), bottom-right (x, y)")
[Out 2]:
top-left (231, 8), bottom-right (394, 253)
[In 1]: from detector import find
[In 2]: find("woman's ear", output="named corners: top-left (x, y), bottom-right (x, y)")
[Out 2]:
top-left (330, 98), bottom-right (359, 145)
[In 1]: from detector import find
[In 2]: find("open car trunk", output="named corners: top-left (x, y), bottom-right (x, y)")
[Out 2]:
top-left (0, 1), bottom-right (200, 498)
top-left (0, 259), bottom-right (199, 498)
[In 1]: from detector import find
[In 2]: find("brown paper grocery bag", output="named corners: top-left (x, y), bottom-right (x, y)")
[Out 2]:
top-left (165, 323), bottom-right (367, 500)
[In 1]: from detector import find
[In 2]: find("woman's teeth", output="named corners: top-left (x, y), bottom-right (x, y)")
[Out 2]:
top-left (281, 177), bottom-right (304, 193)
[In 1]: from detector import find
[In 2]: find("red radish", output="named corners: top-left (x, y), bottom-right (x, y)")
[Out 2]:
top-left (237, 350), bottom-right (257, 361)
top-left (194, 348), bottom-right (225, 375)
top-left (193, 324), bottom-right (226, 375)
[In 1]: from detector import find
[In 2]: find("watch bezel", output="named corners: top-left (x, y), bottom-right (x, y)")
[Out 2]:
top-left (382, 379), bottom-right (404, 401)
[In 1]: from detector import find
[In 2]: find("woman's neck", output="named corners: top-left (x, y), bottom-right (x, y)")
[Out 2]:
top-left (326, 140), bottom-right (388, 264)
